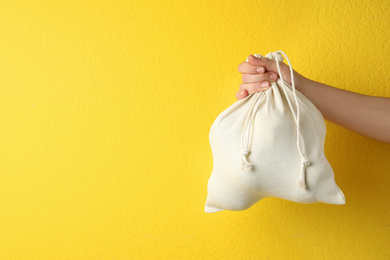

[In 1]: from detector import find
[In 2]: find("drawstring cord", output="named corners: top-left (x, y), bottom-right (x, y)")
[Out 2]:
top-left (274, 51), bottom-right (310, 190)
top-left (240, 91), bottom-right (265, 171)
top-left (240, 51), bottom-right (310, 190)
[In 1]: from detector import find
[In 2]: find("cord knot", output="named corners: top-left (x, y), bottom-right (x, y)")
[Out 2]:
top-left (301, 157), bottom-right (311, 166)
top-left (240, 150), bottom-right (253, 171)
top-left (299, 157), bottom-right (311, 190)
top-left (241, 150), bottom-right (250, 156)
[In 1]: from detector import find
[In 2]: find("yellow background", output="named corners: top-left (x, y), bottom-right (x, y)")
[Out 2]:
top-left (0, 0), bottom-right (389, 259)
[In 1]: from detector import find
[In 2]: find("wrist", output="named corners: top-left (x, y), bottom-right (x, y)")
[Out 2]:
top-left (294, 72), bottom-right (310, 96)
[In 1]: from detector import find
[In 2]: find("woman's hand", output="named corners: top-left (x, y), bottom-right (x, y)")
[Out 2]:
top-left (236, 54), bottom-right (307, 100)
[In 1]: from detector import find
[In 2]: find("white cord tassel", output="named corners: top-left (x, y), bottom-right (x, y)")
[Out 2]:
top-left (241, 150), bottom-right (253, 171)
top-left (299, 157), bottom-right (311, 190)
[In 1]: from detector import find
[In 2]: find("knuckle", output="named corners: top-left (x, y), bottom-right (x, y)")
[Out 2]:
top-left (241, 74), bottom-right (246, 82)
top-left (237, 63), bottom-right (244, 73)
top-left (258, 74), bottom-right (266, 81)
top-left (254, 83), bottom-right (262, 92)
top-left (252, 66), bottom-right (259, 73)
top-left (249, 55), bottom-right (261, 65)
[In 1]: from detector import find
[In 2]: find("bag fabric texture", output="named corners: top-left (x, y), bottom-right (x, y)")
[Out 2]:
top-left (205, 51), bottom-right (345, 213)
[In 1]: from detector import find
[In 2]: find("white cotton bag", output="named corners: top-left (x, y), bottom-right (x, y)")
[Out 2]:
top-left (205, 51), bottom-right (345, 213)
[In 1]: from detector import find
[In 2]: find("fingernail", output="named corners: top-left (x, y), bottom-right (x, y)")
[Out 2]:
top-left (256, 67), bottom-right (265, 73)
top-left (261, 82), bottom-right (269, 87)
top-left (270, 73), bottom-right (278, 80)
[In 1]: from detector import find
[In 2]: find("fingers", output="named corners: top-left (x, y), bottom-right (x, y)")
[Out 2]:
top-left (241, 71), bottom-right (278, 84)
top-left (236, 82), bottom-right (271, 100)
top-left (238, 82), bottom-right (271, 96)
top-left (236, 54), bottom-right (288, 100)
top-left (237, 61), bottom-right (265, 75)
top-left (236, 89), bottom-right (248, 100)
top-left (246, 54), bottom-right (292, 84)
top-left (247, 54), bottom-right (270, 67)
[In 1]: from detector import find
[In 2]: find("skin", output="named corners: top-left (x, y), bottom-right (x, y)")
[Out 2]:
top-left (236, 54), bottom-right (390, 144)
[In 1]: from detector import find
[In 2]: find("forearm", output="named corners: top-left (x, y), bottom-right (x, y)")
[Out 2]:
top-left (299, 79), bottom-right (390, 143)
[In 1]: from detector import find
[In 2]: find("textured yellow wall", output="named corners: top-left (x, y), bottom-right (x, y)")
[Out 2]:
top-left (0, 0), bottom-right (389, 259)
